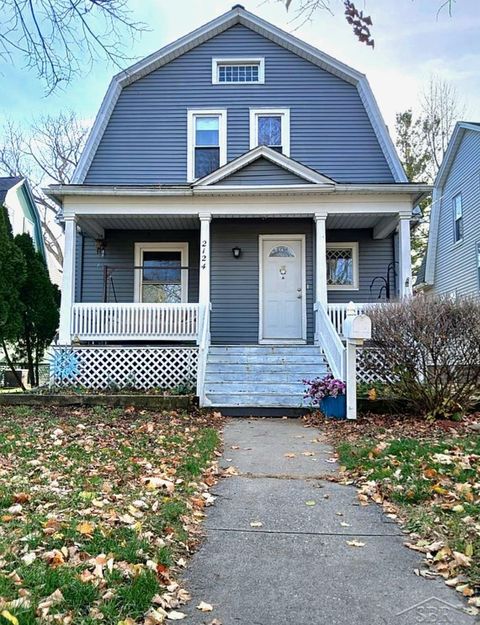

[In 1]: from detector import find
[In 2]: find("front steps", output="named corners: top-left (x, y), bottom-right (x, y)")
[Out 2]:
top-left (203, 345), bottom-right (329, 408)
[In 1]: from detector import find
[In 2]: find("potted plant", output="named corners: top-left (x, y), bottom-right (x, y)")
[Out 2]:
top-left (303, 374), bottom-right (346, 419)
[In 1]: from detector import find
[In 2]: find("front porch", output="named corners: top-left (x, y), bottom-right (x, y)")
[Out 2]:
top-left (49, 181), bottom-right (425, 412)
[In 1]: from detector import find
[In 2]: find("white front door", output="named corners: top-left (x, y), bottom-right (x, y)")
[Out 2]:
top-left (260, 236), bottom-right (306, 342)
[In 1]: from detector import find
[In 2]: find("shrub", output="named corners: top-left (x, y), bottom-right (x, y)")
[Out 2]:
top-left (365, 295), bottom-right (480, 419)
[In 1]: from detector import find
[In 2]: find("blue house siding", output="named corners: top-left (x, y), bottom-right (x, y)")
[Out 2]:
top-left (76, 230), bottom-right (200, 304)
top-left (214, 157), bottom-right (313, 185)
top-left (85, 24), bottom-right (395, 185)
top-left (74, 222), bottom-right (395, 342)
top-left (434, 130), bottom-right (480, 296)
top-left (326, 230), bottom-right (395, 303)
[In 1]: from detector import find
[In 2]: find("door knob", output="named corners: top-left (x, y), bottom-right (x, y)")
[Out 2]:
top-left (297, 287), bottom-right (302, 292)
top-left (297, 294), bottom-right (302, 299)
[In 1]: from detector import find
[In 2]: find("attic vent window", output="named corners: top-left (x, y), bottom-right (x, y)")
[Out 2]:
top-left (212, 57), bottom-right (264, 84)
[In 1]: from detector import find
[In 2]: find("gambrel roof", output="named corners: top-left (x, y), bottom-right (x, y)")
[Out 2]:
top-left (72, 5), bottom-right (406, 184)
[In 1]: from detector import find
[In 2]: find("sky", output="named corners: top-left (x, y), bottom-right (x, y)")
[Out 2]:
top-left (1, 0), bottom-right (480, 137)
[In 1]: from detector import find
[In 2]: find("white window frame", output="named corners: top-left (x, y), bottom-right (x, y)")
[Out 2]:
top-left (187, 109), bottom-right (227, 182)
top-left (249, 108), bottom-right (290, 156)
top-left (453, 192), bottom-right (463, 244)
top-left (134, 242), bottom-right (189, 303)
top-left (212, 57), bottom-right (265, 84)
top-left (326, 242), bottom-right (359, 291)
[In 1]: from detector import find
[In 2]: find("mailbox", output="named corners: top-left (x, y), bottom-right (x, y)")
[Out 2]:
top-left (343, 313), bottom-right (372, 340)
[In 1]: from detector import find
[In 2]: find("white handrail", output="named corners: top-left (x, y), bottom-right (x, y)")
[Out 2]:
top-left (196, 304), bottom-right (211, 404)
top-left (71, 303), bottom-right (200, 341)
top-left (328, 302), bottom-right (386, 335)
top-left (314, 302), bottom-right (345, 380)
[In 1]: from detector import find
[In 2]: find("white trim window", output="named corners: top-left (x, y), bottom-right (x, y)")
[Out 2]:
top-left (453, 193), bottom-right (463, 243)
top-left (249, 108), bottom-right (290, 156)
top-left (212, 57), bottom-right (265, 84)
top-left (187, 109), bottom-right (227, 181)
top-left (134, 242), bottom-right (189, 303)
top-left (326, 242), bottom-right (359, 290)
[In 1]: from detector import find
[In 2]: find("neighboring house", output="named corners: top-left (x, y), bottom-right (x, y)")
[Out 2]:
top-left (47, 6), bottom-right (429, 412)
top-left (1, 176), bottom-right (46, 259)
top-left (418, 122), bottom-right (480, 295)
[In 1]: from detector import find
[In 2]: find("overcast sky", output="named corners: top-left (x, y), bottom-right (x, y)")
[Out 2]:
top-left (1, 0), bottom-right (479, 136)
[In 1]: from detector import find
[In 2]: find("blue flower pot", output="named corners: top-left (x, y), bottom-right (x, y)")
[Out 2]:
top-left (320, 395), bottom-right (346, 419)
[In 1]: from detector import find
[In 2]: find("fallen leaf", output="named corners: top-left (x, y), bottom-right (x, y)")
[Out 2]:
top-left (167, 611), bottom-right (186, 620)
top-left (305, 500), bottom-right (316, 506)
top-left (1, 611), bottom-right (19, 625)
top-left (76, 521), bottom-right (95, 535)
top-left (284, 453), bottom-right (296, 458)
top-left (196, 601), bottom-right (213, 612)
top-left (250, 521), bottom-right (263, 528)
top-left (346, 540), bottom-right (365, 548)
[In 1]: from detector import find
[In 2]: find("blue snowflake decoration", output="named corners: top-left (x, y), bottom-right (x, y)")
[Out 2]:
top-left (51, 348), bottom-right (79, 382)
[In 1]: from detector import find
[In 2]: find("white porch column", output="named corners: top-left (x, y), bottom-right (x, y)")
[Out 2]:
top-left (314, 213), bottom-right (328, 309)
top-left (58, 216), bottom-right (77, 344)
top-left (199, 212), bottom-right (211, 306)
top-left (398, 215), bottom-right (413, 298)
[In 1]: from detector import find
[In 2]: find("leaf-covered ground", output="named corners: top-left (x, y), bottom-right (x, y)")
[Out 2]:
top-left (312, 413), bottom-right (480, 613)
top-left (0, 405), bottom-right (223, 624)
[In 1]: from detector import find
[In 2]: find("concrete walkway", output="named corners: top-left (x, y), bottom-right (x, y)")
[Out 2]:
top-left (183, 419), bottom-right (475, 624)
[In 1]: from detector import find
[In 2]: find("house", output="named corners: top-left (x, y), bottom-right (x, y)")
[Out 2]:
top-left (418, 122), bottom-right (480, 295)
top-left (47, 5), bottom-right (429, 413)
top-left (1, 176), bottom-right (46, 259)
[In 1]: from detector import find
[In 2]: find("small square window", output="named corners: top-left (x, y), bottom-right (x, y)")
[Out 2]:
top-left (326, 243), bottom-right (359, 290)
top-left (212, 57), bottom-right (264, 84)
top-left (453, 193), bottom-right (463, 243)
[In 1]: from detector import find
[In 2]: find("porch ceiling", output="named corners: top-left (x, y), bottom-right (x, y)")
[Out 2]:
top-left (78, 215), bottom-right (200, 233)
top-left (326, 214), bottom-right (391, 229)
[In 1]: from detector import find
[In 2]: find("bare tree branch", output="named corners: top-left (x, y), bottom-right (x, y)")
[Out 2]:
top-left (0, 112), bottom-right (89, 269)
top-left (0, 0), bottom-right (148, 93)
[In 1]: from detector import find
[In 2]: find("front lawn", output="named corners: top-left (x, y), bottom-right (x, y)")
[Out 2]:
top-left (320, 414), bottom-right (480, 609)
top-left (0, 406), bottom-right (222, 624)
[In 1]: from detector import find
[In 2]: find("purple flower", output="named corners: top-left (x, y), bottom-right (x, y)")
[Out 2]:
top-left (303, 374), bottom-right (345, 404)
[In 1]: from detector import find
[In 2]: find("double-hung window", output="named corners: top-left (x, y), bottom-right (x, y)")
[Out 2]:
top-left (326, 243), bottom-right (359, 290)
top-left (453, 193), bottom-right (463, 243)
top-left (187, 110), bottom-right (227, 181)
top-left (134, 243), bottom-right (189, 303)
top-left (249, 108), bottom-right (290, 156)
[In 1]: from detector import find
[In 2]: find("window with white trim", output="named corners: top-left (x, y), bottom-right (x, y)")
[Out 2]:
top-left (249, 108), bottom-right (290, 156)
top-left (134, 243), bottom-right (189, 303)
top-left (326, 243), bottom-right (359, 290)
top-left (212, 57), bottom-right (264, 84)
top-left (187, 110), bottom-right (227, 181)
top-left (453, 193), bottom-right (463, 243)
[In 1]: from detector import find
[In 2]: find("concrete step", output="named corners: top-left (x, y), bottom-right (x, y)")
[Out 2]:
top-left (205, 393), bottom-right (311, 408)
top-left (207, 354), bottom-right (324, 365)
top-left (205, 382), bottom-right (308, 395)
top-left (209, 345), bottom-right (321, 355)
top-left (205, 370), bottom-right (327, 383)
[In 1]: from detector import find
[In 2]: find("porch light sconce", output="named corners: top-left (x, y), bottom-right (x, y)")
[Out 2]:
top-left (232, 246), bottom-right (242, 259)
top-left (95, 239), bottom-right (106, 257)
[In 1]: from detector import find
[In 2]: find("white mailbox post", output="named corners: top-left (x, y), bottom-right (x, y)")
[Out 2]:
top-left (343, 302), bottom-right (372, 420)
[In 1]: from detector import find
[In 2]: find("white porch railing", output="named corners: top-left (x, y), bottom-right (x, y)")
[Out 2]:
top-left (71, 303), bottom-right (201, 342)
top-left (314, 303), bottom-right (345, 380)
top-left (327, 302), bottom-right (386, 335)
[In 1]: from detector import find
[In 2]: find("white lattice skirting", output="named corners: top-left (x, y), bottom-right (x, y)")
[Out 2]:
top-left (51, 346), bottom-right (198, 390)
top-left (356, 347), bottom-right (396, 385)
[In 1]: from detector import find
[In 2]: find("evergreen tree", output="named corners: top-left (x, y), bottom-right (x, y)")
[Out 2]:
top-left (0, 206), bottom-right (26, 386)
top-left (14, 233), bottom-right (59, 386)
